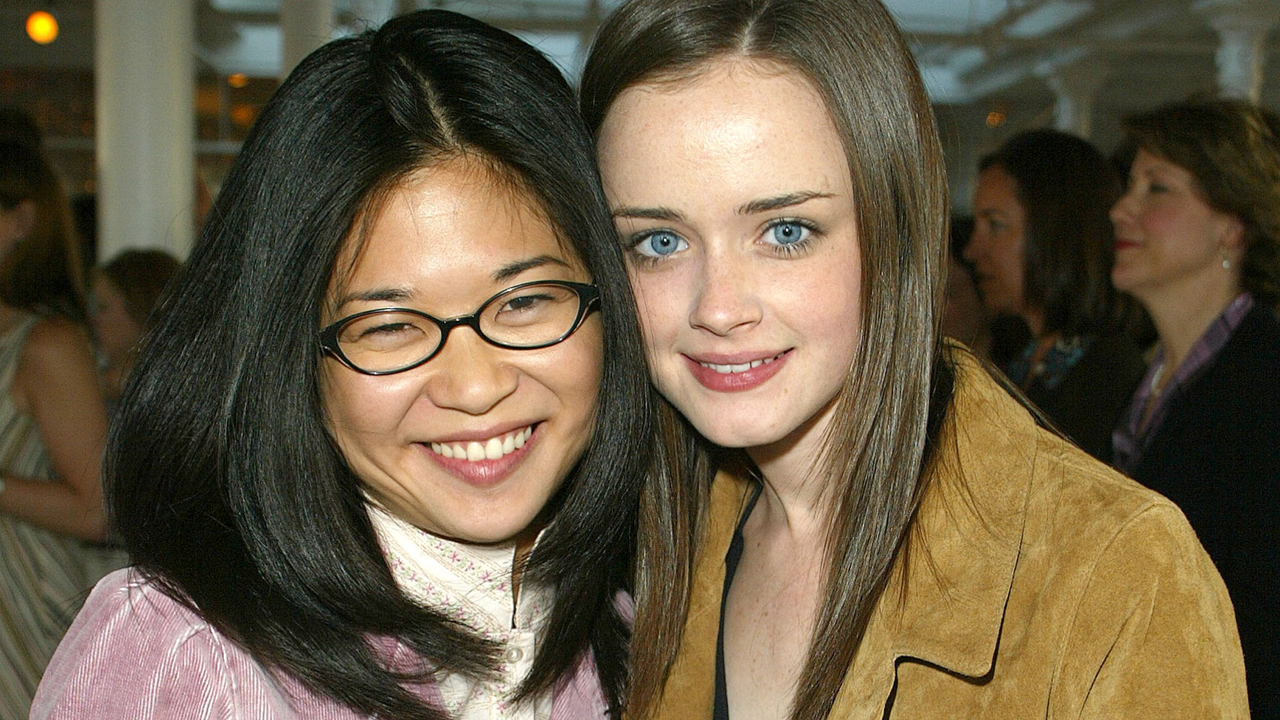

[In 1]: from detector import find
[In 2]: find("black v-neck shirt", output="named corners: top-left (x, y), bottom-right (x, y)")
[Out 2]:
top-left (713, 482), bottom-right (763, 720)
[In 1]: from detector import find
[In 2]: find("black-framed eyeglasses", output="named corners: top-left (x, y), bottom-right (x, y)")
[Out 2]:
top-left (320, 280), bottom-right (600, 376)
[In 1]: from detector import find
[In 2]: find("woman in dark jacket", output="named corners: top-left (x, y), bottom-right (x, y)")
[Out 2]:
top-left (1109, 99), bottom-right (1280, 720)
top-left (966, 129), bottom-right (1146, 461)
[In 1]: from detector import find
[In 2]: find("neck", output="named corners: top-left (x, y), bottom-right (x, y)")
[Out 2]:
top-left (1142, 279), bottom-right (1240, 373)
top-left (1021, 307), bottom-right (1045, 340)
top-left (0, 304), bottom-right (19, 327)
top-left (745, 401), bottom-right (838, 539)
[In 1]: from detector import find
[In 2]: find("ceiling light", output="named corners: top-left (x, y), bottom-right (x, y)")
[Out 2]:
top-left (26, 10), bottom-right (59, 45)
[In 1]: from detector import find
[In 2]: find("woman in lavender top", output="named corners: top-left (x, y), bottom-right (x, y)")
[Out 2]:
top-left (32, 10), bottom-right (650, 720)
top-left (1110, 99), bottom-right (1280, 719)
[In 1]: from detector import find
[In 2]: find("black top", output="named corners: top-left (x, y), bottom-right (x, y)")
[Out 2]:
top-left (714, 483), bottom-right (762, 720)
top-left (1128, 304), bottom-right (1280, 720)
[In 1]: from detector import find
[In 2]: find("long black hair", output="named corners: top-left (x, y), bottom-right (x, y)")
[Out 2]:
top-left (107, 10), bottom-right (651, 718)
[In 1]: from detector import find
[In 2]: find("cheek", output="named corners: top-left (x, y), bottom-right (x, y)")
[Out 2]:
top-left (320, 367), bottom-right (412, 450)
top-left (628, 265), bottom-right (692, 348)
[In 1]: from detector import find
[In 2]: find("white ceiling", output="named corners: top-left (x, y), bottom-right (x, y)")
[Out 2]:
top-left (1, 0), bottom-right (1277, 205)
top-left (3, 0), bottom-right (1276, 106)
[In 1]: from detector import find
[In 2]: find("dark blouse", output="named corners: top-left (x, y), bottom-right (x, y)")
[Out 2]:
top-left (1007, 331), bottom-right (1146, 463)
top-left (714, 483), bottom-right (762, 720)
top-left (1114, 302), bottom-right (1279, 720)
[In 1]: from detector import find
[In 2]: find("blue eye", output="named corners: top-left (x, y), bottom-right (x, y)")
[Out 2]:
top-left (633, 230), bottom-right (688, 258)
top-left (766, 221), bottom-right (811, 246)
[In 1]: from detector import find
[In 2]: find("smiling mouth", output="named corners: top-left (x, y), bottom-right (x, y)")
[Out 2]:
top-left (697, 352), bottom-right (786, 375)
top-left (428, 425), bottom-right (533, 461)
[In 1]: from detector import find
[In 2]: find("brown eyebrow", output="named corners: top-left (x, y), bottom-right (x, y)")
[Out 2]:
top-left (611, 206), bottom-right (686, 223)
top-left (612, 193), bottom-right (833, 223)
top-left (738, 191), bottom-right (834, 215)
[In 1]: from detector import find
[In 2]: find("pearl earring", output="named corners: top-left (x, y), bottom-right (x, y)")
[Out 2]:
top-left (1221, 253), bottom-right (1232, 270)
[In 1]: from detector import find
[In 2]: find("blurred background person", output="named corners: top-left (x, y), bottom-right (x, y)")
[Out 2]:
top-left (1109, 99), bottom-right (1280, 720)
top-left (943, 216), bottom-right (993, 358)
top-left (90, 249), bottom-right (181, 403)
top-left (0, 106), bottom-right (42, 153)
top-left (0, 140), bottom-right (123, 715)
top-left (966, 129), bottom-right (1146, 462)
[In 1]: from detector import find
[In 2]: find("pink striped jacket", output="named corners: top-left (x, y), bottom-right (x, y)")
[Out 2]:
top-left (32, 569), bottom-right (612, 719)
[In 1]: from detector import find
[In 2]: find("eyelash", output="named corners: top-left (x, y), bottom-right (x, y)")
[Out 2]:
top-left (625, 229), bottom-right (685, 268)
top-left (762, 218), bottom-right (820, 257)
top-left (624, 217), bottom-right (823, 266)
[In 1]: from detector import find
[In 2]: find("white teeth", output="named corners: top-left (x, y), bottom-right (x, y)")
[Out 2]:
top-left (428, 426), bottom-right (533, 462)
top-left (700, 353), bottom-right (781, 374)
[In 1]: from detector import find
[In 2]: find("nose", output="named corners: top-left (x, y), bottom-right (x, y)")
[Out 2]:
top-left (422, 328), bottom-right (519, 415)
top-left (963, 224), bottom-right (987, 264)
top-left (1109, 192), bottom-right (1135, 228)
top-left (688, 249), bottom-right (762, 336)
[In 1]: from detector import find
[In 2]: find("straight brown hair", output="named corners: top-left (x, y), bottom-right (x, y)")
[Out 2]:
top-left (581, 1), bottom-right (954, 717)
top-left (0, 140), bottom-right (86, 321)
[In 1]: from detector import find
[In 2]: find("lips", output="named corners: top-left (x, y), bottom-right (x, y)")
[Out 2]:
top-left (421, 424), bottom-right (538, 488)
top-left (684, 350), bottom-right (789, 392)
top-left (428, 425), bottom-right (532, 461)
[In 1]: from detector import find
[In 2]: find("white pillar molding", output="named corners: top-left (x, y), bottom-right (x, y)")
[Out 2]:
top-left (94, 0), bottom-right (195, 261)
top-left (1195, 0), bottom-right (1280, 102)
top-left (281, 0), bottom-right (334, 79)
top-left (1046, 57), bottom-right (1108, 139)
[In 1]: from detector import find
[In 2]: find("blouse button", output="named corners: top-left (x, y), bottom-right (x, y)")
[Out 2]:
top-left (505, 646), bottom-right (525, 663)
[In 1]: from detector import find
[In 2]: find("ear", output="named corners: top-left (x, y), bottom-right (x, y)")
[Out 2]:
top-left (1217, 213), bottom-right (1245, 253)
top-left (11, 199), bottom-right (37, 239)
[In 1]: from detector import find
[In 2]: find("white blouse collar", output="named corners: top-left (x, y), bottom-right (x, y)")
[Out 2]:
top-left (366, 504), bottom-right (553, 720)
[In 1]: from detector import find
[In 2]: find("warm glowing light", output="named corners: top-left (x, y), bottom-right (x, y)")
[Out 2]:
top-left (230, 104), bottom-right (257, 128)
top-left (985, 109), bottom-right (1007, 128)
top-left (26, 10), bottom-right (58, 45)
top-left (227, 73), bottom-right (249, 89)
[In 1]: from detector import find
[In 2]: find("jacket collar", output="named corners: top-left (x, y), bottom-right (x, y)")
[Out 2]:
top-left (836, 352), bottom-right (1035, 710)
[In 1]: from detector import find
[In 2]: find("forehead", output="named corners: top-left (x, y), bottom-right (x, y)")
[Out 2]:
top-left (597, 57), bottom-right (850, 204)
top-left (329, 158), bottom-right (577, 309)
top-left (1131, 148), bottom-right (1190, 177)
top-left (974, 165), bottom-right (1021, 208)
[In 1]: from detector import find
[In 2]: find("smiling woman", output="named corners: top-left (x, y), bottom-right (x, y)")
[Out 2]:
top-left (1108, 100), bottom-right (1280, 720)
top-left (31, 9), bottom-right (652, 720)
top-left (582, 0), bottom-right (1248, 718)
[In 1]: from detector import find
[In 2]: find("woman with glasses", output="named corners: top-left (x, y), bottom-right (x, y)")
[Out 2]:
top-left (34, 10), bottom-right (649, 720)
top-left (582, 0), bottom-right (1246, 718)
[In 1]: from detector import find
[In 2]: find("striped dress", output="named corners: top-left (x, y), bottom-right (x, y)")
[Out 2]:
top-left (0, 314), bottom-right (126, 717)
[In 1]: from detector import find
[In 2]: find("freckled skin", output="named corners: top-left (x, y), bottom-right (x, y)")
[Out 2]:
top-left (597, 59), bottom-right (862, 720)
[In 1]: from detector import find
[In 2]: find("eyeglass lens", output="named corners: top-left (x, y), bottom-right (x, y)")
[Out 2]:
top-left (335, 282), bottom-right (585, 373)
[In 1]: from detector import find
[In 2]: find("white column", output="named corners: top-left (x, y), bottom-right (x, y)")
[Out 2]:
top-left (1195, 0), bottom-right (1280, 102)
top-left (95, 0), bottom-right (195, 261)
top-left (1047, 58), bottom-right (1107, 139)
top-left (281, 0), bottom-right (334, 79)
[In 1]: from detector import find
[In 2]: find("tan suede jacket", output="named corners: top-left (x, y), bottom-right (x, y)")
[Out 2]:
top-left (646, 355), bottom-right (1249, 719)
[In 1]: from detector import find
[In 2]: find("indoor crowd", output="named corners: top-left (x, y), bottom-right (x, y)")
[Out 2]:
top-left (0, 1), bottom-right (1275, 719)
